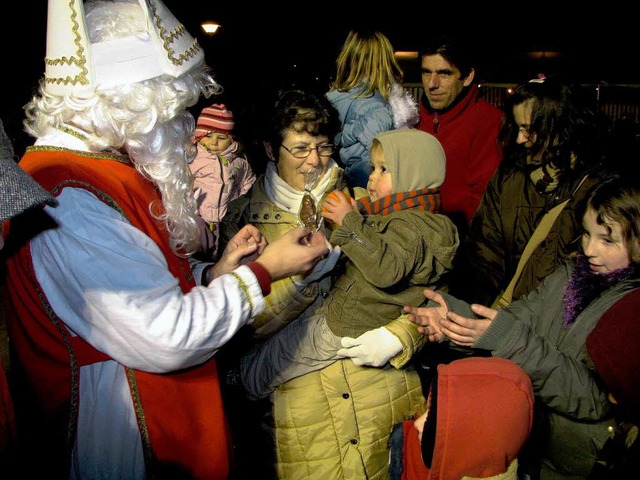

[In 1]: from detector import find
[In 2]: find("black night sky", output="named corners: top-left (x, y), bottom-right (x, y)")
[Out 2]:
top-left (4, 1), bottom-right (640, 156)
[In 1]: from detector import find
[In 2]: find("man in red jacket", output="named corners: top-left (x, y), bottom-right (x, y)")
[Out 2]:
top-left (417, 34), bottom-right (503, 237)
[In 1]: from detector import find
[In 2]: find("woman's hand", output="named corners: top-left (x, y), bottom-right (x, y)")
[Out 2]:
top-left (439, 304), bottom-right (497, 348)
top-left (403, 289), bottom-right (449, 342)
top-left (322, 190), bottom-right (356, 227)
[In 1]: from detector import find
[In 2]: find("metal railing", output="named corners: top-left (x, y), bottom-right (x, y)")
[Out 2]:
top-left (404, 83), bottom-right (640, 122)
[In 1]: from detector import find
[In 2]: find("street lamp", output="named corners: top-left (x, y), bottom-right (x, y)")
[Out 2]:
top-left (201, 21), bottom-right (220, 35)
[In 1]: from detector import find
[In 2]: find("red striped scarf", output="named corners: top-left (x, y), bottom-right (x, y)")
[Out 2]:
top-left (356, 187), bottom-right (441, 215)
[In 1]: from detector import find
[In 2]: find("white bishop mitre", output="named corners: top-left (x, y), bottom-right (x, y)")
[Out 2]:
top-left (44, 0), bottom-right (204, 98)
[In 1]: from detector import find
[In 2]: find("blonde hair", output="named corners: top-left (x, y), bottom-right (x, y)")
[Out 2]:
top-left (329, 30), bottom-right (404, 101)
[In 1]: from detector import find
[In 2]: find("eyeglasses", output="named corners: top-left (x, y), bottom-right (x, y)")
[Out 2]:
top-left (280, 143), bottom-right (335, 159)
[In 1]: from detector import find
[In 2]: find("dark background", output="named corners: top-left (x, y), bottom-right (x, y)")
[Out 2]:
top-left (4, 0), bottom-right (640, 158)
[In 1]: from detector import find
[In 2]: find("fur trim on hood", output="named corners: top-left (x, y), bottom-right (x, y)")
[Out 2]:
top-left (389, 83), bottom-right (420, 129)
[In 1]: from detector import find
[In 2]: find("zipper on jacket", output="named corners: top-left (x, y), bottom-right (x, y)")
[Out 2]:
top-left (215, 155), bottom-right (225, 223)
top-left (433, 113), bottom-right (439, 134)
top-left (349, 233), bottom-right (365, 245)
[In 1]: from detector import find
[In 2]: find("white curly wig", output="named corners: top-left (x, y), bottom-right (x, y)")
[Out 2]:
top-left (24, 0), bottom-right (222, 255)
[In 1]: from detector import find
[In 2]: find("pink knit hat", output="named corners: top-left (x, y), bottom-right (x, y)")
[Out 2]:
top-left (194, 104), bottom-right (234, 139)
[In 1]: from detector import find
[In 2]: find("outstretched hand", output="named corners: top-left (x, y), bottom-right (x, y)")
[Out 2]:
top-left (256, 227), bottom-right (329, 281)
top-left (403, 289), bottom-right (448, 342)
top-left (293, 240), bottom-right (341, 286)
top-left (438, 303), bottom-right (497, 348)
top-left (211, 224), bottom-right (267, 279)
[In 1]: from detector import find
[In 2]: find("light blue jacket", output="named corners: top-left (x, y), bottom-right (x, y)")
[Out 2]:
top-left (327, 85), bottom-right (395, 188)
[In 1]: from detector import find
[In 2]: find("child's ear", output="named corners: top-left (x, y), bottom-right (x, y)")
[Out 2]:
top-left (264, 141), bottom-right (276, 162)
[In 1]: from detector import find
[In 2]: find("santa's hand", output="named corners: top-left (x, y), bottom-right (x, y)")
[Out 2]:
top-left (293, 240), bottom-right (341, 286)
top-left (210, 225), bottom-right (265, 279)
top-left (337, 327), bottom-right (402, 367)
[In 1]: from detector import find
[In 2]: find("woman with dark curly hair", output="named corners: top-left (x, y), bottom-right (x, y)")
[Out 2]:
top-left (219, 89), bottom-right (426, 479)
top-left (447, 76), bottom-right (608, 308)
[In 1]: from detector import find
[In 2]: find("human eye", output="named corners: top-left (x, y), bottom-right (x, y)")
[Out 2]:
top-left (317, 143), bottom-right (335, 156)
top-left (438, 70), bottom-right (455, 79)
top-left (291, 146), bottom-right (310, 157)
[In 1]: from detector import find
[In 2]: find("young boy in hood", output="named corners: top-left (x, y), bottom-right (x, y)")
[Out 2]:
top-left (585, 290), bottom-right (640, 478)
top-left (241, 128), bottom-right (459, 399)
top-left (389, 357), bottom-right (534, 480)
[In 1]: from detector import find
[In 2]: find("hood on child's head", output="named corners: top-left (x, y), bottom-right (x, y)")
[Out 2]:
top-left (374, 129), bottom-right (446, 193)
top-left (422, 357), bottom-right (534, 478)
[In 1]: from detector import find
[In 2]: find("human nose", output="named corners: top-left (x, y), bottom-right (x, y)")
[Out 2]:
top-left (516, 131), bottom-right (528, 144)
top-left (305, 149), bottom-right (321, 167)
top-left (516, 127), bottom-right (531, 145)
top-left (583, 237), bottom-right (596, 257)
top-left (413, 411), bottom-right (428, 438)
top-left (425, 74), bottom-right (439, 89)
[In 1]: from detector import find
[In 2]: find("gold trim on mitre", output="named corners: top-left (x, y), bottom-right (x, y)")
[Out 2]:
top-left (45, 0), bottom-right (93, 98)
top-left (44, 0), bottom-right (204, 99)
top-left (146, 0), bottom-right (204, 71)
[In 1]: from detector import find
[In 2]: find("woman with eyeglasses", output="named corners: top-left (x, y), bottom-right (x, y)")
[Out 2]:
top-left (447, 76), bottom-right (608, 308)
top-left (220, 89), bottom-right (349, 339)
top-left (218, 89), bottom-right (425, 479)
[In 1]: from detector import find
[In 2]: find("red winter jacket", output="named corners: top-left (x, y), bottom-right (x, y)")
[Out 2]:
top-left (399, 357), bottom-right (534, 480)
top-left (417, 84), bottom-right (503, 229)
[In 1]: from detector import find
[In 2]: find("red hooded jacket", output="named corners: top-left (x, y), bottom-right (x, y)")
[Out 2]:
top-left (400, 357), bottom-right (534, 480)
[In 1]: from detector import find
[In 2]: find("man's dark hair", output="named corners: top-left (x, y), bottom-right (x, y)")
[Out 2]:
top-left (419, 34), bottom-right (475, 79)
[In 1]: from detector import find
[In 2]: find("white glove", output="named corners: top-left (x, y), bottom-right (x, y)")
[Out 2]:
top-left (292, 241), bottom-right (341, 287)
top-left (337, 327), bottom-right (403, 367)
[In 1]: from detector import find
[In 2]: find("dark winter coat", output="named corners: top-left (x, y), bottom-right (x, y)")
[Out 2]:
top-left (449, 164), bottom-right (602, 306)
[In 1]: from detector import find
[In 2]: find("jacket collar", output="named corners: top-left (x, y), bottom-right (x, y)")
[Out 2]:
top-left (421, 83), bottom-right (479, 120)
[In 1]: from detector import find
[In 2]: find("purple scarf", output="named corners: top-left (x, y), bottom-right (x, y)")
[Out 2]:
top-left (562, 254), bottom-right (637, 328)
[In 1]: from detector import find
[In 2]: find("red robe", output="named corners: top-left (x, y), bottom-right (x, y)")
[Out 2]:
top-left (0, 358), bottom-right (16, 460)
top-left (4, 147), bottom-right (232, 479)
